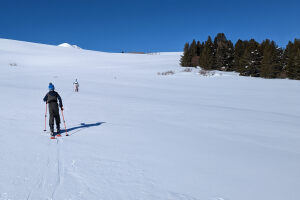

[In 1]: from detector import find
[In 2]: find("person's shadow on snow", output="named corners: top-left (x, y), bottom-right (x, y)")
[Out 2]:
top-left (60, 122), bottom-right (105, 136)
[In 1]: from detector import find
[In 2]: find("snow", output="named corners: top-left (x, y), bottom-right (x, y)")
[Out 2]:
top-left (0, 38), bottom-right (300, 200)
top-left (58, 43), bottom-right (81, 49)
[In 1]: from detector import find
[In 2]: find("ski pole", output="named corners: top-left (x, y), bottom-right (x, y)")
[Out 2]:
top-left (61, 108), bottom-right (69, 136)
top-left (44, 103), bottom-right (47, 131)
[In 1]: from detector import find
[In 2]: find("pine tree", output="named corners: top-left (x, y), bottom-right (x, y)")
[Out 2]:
top-left (180, 43), bottom-right (191, 67)
top-left (199, 36), bottom-right (214, 69)
top-left (294, 39), bottom-right (300, 50)
top-left (284, 39), bottom-right (300, 79)
top-left (286, 57), bottom-right (295, 79)
top-left (239, 39), bottom-right (262, 77)
top-left (294, 49), bottom-right (300, 80)
top-left (196, 41), bottom-right (203, 56)
top-left (224, 40), bottom-right (234, 71)
top-left (190, 40), bottom-right (199, 67)
top-left (260, 40), bottom-right (273, 78)
top-left (214, 33), bottom-right (229, 70)
top-left (294, 39), bottom-right (300, 79)
top-left (283, 41), bottom-right (294, 78)
top-left (212, 33), bottom-right (234, 71)
top-left (272, 41), bottom-right (284, 78)
top-left (260, 40), bottom-right (282, 78)
top-left (234, 40), bottom-right (248, 72)
top-left (190, 40), bottom-right (197, 57)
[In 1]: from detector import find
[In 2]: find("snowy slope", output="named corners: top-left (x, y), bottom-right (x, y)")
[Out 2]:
top-left (58, 43), bottom-right (81, 49)
top-left (0, 38), bottom-right (300, 200)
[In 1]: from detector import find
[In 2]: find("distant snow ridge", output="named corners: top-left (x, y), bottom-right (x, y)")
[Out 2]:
top-left (58, 43), bottom-right (81, 49)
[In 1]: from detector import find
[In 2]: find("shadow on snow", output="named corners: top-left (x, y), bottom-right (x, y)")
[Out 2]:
top-left (59, 122), bottom-right (105, 136)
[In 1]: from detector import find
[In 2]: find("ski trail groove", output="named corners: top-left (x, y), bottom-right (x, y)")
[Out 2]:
top-left (26, 138), bottom-right (51, 200)
top-left (51, 137), bottom-right (64, 199)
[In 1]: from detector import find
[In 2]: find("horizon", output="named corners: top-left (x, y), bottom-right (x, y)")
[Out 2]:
top-left (0, 0), bottom-right (299, 52)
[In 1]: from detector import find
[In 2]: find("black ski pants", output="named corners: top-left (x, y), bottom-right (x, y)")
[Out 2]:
top-left (48, 102), bottom-right (60, 130)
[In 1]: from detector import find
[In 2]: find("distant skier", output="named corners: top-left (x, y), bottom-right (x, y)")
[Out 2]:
top-left (43, 83), bottom-right (63, 136)
top-left (73, 79), bottom-right (79, 92)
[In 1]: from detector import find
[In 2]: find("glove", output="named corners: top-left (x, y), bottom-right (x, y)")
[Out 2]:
top-left (61, 107), bottom-right (64, 111)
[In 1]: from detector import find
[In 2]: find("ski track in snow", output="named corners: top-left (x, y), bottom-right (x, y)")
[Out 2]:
top-left (23, 136), bottom-right (202, 200)
top-left (25, 137), bottom-right (64, 200)
top-left (51, 137), bottom-right (64, 200)
top-left (25, 139), bottom-right (51, 200)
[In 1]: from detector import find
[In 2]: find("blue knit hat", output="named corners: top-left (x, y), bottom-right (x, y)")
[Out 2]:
top-left (48, 82), bottom-right (55, 91)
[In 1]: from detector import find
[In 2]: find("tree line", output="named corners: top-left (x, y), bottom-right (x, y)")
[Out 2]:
top-left (180, 33), bottom-right (300, 80)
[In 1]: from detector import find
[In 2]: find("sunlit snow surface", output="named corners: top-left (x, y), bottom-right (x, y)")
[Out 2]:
top-left (58, 43), bottom-right (81, 49)
top-left (0, 38), bottom-right (300, 200)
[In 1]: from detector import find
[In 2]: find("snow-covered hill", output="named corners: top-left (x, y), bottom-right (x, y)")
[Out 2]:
top-left (0, 38), bottom-right (299, 200)
top-left (58, 42), bottom-right (81, 49)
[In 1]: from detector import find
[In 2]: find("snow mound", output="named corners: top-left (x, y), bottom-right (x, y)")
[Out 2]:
top-left (58, 43), bottom-right (81, 49)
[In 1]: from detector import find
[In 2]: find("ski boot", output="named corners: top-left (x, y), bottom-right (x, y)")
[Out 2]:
top-left (50, 131), bottom-right (55, 139)
top-left (56, 126), bottom-right (61, 137)
top-left (50, 126), bottom-right (55, 139)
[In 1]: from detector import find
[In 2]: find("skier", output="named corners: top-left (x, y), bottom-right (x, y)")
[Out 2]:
top-left (43, 83), bottom-right (63, 136)
top-left (73, 79), bottom-right (79, 92)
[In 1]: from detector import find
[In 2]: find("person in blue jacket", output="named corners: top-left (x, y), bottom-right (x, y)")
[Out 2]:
top-left (43, 83), bottom-right (63, 135)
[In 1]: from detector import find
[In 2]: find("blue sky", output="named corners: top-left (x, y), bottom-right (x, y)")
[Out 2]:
top-left (0, 0), bottom-right (299, 52)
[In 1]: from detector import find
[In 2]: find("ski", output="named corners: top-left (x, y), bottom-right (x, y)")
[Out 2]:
top-left (49, 132), bottom-right (68, 139)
